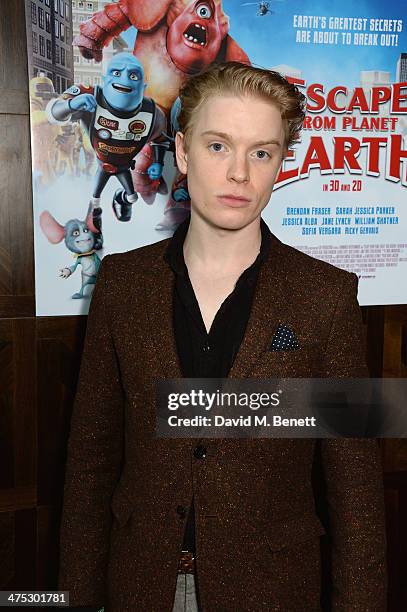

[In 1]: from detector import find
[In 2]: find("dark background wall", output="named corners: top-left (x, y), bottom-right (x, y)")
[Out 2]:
top-left (0, 1), bottom-right (406, 609)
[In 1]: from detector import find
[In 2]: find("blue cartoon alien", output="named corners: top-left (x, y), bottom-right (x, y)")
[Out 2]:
top-left (47, 53), bottom-right (169, 244)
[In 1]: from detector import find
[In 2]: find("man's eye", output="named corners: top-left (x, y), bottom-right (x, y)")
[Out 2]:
top-left (196, 4), bottom-right (212, 19)
top-left (112, 70), bottom-right (121, 77)
top-left (129, 73), bottom-right (139, 81)
top-left (209, 142), bottom-right (225, 152)
top-left (254, 150), bottom-right (270, 159)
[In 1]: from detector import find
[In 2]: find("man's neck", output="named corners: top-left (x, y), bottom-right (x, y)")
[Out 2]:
top-left (183, 212), bottom-right (262, 279)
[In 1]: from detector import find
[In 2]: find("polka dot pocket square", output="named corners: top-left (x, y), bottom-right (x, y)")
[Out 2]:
top-left (268, 323), bottom-right (300, 351)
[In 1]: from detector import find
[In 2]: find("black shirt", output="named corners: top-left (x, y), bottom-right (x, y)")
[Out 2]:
top-left (163, 215), bottom-right (272, 552)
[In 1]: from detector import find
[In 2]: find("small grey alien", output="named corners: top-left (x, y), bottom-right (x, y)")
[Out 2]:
top-left (40, 211), bottom-right (101, 299)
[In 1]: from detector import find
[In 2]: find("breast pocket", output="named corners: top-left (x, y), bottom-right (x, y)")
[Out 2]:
top-left (250, 344), bottom-right (321, 378)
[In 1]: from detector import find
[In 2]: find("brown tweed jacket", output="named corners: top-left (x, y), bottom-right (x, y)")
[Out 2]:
top-left (58, 229), bottom-right (387, 611)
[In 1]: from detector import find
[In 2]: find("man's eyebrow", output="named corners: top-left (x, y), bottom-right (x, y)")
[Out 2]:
top-left (200, 130), bottom-right (282, 148)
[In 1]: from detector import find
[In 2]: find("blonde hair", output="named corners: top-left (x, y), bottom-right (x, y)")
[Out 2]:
top-left (177, 61), bottom-right (306, 153)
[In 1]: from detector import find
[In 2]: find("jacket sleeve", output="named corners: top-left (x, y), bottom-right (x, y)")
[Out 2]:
top-left (58, 255), bottom-right (124, 608)
top-left (319, 272), bottom-right (387, 611)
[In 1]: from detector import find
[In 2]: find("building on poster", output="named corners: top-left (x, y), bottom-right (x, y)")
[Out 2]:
top-left (26, 0), bottom-right (74, 93)
top-left (397, 52), bottom-right (407, 81)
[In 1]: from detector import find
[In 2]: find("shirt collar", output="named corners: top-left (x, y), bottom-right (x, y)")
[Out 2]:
top-left (163, 214), bottom-right (271, 277)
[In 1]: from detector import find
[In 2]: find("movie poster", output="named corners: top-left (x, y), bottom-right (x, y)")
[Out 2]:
top-left (25, 0), bottom-right (407, 315)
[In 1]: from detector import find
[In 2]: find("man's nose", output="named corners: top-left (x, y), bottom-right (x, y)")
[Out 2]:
top-left (227, 153), bottom-right (249, 183)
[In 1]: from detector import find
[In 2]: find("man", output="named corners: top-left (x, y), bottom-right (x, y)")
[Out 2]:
top-left (58, 62), bottom-right (387, 611)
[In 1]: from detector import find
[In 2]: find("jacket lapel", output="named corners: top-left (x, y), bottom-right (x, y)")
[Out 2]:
top-left (227, 233), bottom-right (289, 378)
top-left (143, 239), bottom-right (183, 381)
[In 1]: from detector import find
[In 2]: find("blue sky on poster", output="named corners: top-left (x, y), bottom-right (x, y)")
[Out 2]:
top-left (224, 0), bottom-right (405, 86)
top-left (120, 0), bottom-right (406, 89)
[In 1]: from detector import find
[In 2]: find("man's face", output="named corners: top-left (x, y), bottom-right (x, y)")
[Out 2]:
top-left (175, 94), bottom-right (285, 230)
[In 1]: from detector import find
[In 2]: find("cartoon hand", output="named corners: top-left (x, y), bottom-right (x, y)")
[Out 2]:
top-left (147, 163), bottom-right (163, 180)
top-left (68, 94), bottom-right (97, 112)
top-left (173, 188), bottom-right (190, 202)
top-left (59, 268), bottom-right (72, 278)
top-left (78, 45), bottom-right (103, 63)
top-left (74, 31), bottom-right (103, 62)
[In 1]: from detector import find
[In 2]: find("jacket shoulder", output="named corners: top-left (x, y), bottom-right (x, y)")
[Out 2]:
top-left (101, 237), bottom-right (171, 280)
top-left (274, 235), bottom-right (357, 285)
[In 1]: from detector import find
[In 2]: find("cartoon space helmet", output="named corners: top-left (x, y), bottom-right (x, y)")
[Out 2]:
top-left (30, 74), bottom-right (56, 102)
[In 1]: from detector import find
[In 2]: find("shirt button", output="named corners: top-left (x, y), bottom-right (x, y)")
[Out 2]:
top-left (193, 445), bottom-right (207, 459)
top-left (202, 341), bottom-right (210, 352)
top-left (176, 505), bottom-right (187, 518)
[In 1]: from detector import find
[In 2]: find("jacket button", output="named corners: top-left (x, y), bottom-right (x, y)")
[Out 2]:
top-left (176, 505), bottom-right (187, 518)
top-left (194, 445), bottom-right (207, 459)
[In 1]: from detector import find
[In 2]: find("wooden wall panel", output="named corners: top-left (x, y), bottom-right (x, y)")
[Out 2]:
top-left (36, 505), bottom-right (60, 590)
top-left (13, 319), bottom-right (37, 486)
top-left (7, 508), bottom-right (37, 590)
top-left (383, 305), bottom-right (407, 378)
top-left (0, 0), bottom-right (38, 594)
top-left (0, 512), bottom-right (14, 586)
top-left (0, 321), bottom-right (14, 489)
top-left (37, 317), bottom-right (86, 506)
top-left (0, 0), bottom-right (34, 304)
top-left (0, 115), bottom-right (34, 297)
top-left (0, 1), bottom-right (30, 117)
top-left (0, 317), bottom-right (37, 497)
top-left (361, 305), bottom-right (385, 377)
top-left (384, 475), bottom-right (407, 610)
top-left (0, 1), bottom-right (406, 609)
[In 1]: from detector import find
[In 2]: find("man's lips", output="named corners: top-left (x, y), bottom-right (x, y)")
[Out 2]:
top-left (217, 194), bottom-right (251, 207)
top-left (112, 83), bottom-right (132, 93)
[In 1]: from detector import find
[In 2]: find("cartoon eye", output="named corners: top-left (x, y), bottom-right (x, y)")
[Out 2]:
top-left (112, 69), bottom-right (121, 77)
top-left (129, 73), bottom-right (139, 81)
top-left (73, 230), bottom-right (80, 236)
top-left (196, 3), bottom-right (212, 19)
top-left (83, 228), bottom-right (89, 233)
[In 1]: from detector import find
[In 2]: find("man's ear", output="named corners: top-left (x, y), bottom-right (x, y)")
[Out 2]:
top-left (175, 132), bottom-right (188, 175)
